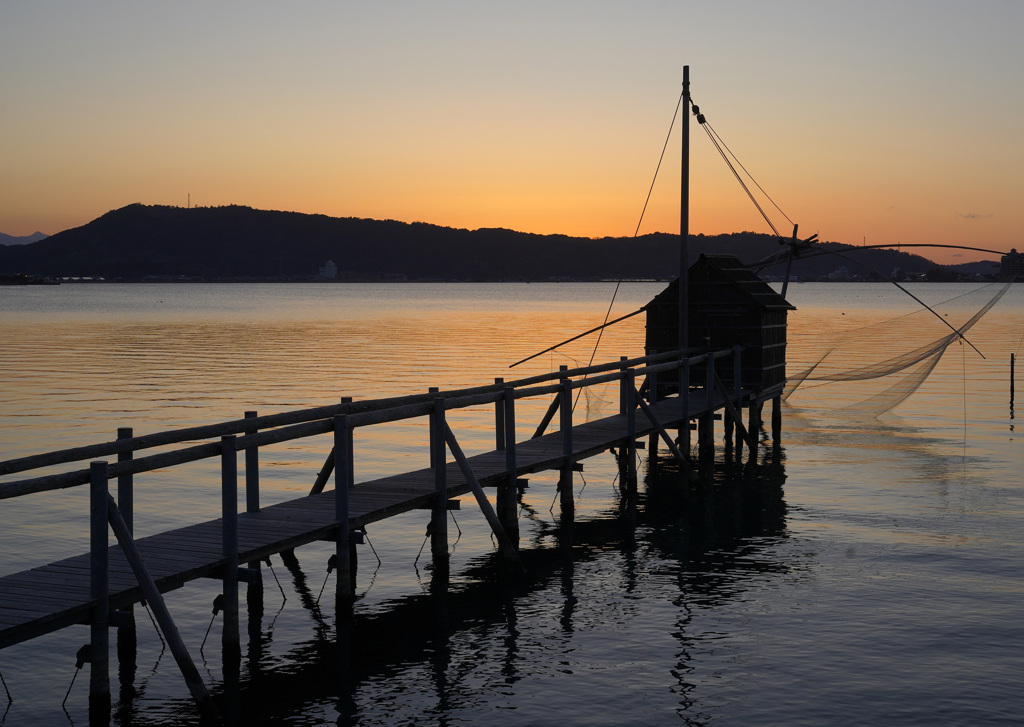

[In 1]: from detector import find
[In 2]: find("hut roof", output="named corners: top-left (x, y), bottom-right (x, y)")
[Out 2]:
top-left (648, 254), bottom-right (795, 311)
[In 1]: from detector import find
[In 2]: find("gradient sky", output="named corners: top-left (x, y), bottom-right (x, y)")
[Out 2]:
top-left (2, 1), bottom-right (1020, 263)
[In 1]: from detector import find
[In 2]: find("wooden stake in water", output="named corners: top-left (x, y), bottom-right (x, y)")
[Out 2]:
top-left (89, 461), bottom-right (110, 722)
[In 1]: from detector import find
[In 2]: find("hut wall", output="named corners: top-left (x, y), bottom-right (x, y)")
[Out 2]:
top-left (644, 276), bottom-right (790, 395)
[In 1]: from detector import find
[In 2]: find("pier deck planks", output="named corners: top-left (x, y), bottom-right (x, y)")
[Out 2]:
top-left (0, 390), bottom-right (737, 649)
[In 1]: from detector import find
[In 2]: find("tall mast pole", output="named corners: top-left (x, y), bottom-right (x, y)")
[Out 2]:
top-left (679, 65), bottom-right (690, 353)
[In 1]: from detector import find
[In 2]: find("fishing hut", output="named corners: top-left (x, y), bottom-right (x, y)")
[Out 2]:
top-left (645, 253), bottom-right (795, 456)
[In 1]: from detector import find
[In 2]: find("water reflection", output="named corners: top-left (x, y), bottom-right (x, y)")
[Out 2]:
top-left (101, 450), bottom-right (787, 726)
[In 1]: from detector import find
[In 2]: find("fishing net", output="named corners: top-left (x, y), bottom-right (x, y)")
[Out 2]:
top-left (785, 282), bottom-right (1011, 415)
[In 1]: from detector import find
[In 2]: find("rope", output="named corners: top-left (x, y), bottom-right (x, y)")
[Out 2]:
top-left (265, 556), bottom-right (288, 603)
top-left (698, 120), bottom-right (783, 239)
top-left (962, 339), bottom-right (969, 463)
top-left (702, 119), bottom-right (794, 228)
top-left (143, 601), bottom-right (167, 647)
top-left (570, 90), bottom-right (687, 409)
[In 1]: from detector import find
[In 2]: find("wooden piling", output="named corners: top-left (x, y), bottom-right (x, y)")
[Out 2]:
top-left (89, 461), bottom-right (110, 722)
top-left (115, 427), bottom-right (136, 685)
top-left (430, 399), bottom-right (449, 570)
top-left (771, 396), bottom-right (782, 445)
top-left (220, 436), bottom-right (240, 659)
top-left (498, 386), bottom-right (519, 547)
top-left (559, 373), bottom-right (574, 516)
top-left (334, 416), bottom-right (353, 601)
top-left (625, 369), bottom-right (637, 482)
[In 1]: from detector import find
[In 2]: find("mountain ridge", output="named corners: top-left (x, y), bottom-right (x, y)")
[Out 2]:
top-left (0, 203), bottom-right (978, 281)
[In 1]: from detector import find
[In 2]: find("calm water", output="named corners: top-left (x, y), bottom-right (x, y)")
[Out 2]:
top-left (0, 282), bottom-right (1021, 726)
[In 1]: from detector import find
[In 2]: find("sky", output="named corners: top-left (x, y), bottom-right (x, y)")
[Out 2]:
top-left (2, 1), bottom-right (1021, 264)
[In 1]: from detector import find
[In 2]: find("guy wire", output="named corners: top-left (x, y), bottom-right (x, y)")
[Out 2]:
top-left (573, 90), bottom-right (685, 410)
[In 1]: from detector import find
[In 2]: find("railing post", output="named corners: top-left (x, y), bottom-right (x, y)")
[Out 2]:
top-left (618, 356), bottom-right (629, 415)
top-left (242, 410), bottom-right (263, 625)
top-left (244, 411), bottom-right (259, 513)
top-left (559, 373), bottom-right (574, 515)
top-left (494, 377), bottom-right (505, 451)
top-left (89, 461), bottom-right (110, 722)
top-left (428, 387), bottom-right (439, 468)
top-left (116, 428), bottom-right (133, 534)
top-left (334, 415), bottom-right (354, 601)
top-left (342, 397), bottom-right (354, 490)
top-left (498, 386), bottom-right (519, 547)
top-left (115, 427), bottom-right (137, 699)
top-left (221, 436), bottom-right (240, 659)
top-left (430, 398), bottom-right (448, 569)
top-left (626, 369), bottom-right (637, 482)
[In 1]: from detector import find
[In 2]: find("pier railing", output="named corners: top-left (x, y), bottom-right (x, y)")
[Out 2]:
top-left (0, 345), bottom-right (747, 502)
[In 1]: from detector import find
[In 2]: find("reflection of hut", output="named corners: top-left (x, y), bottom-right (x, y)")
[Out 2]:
top-left (645, 254), bottom-right (795, 398)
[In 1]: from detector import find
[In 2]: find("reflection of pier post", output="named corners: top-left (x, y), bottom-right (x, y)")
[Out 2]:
top-left (429, 562), bottom-right (451, 713)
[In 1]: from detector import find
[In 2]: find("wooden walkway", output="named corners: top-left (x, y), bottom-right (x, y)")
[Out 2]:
top-left (0, 389), bottom-right (736, 651)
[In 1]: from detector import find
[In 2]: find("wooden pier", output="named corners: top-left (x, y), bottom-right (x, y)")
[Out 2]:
top-left (0, 347), bottom-right (782, 721)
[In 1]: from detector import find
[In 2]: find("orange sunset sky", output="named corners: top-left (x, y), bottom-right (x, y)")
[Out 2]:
top-left (2, 2), bottom-right (1021, 264)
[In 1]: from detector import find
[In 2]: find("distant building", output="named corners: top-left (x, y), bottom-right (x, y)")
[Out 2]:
top-left (317, 260), bottom-right (338, 280)
top-left (1000, 248), bottom-right (1023, 280)
top-left (828, 265), bottom-right (850, 281)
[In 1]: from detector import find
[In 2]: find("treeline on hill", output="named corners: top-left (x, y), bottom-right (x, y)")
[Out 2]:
top-left (0, 203), bottom-right (945, 281)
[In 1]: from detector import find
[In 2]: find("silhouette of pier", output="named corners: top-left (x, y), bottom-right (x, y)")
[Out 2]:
top-left (0, 347), bottom-right (781, 721)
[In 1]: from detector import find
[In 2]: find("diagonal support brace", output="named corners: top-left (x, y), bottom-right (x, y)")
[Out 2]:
top-left (633, 387), bottom-right (702, 484)
top-left (105, 495), bottom-right (218, 720)
top-left (442, 423), bottom-right (526, 573)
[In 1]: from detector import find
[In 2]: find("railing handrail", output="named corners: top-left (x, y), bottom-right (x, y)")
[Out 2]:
top-left (0, 346), bottom-right (742, 500)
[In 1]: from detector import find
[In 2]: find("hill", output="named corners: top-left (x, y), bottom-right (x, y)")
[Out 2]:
top-left (0, 231), bottom-right (48, 246)
top-left (0, 204), bottom-right (956, 281)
